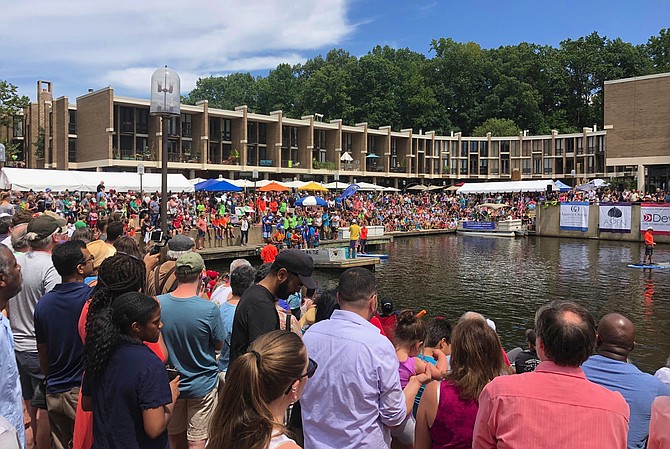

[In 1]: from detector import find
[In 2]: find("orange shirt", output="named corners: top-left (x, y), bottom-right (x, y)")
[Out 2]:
top-left (645, 230), bottom-right (655, 246)
top-left (260, 244), bottom-right (279, 263)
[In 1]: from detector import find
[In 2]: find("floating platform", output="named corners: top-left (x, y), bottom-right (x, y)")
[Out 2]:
top-left (628, 263), bottom-right (670, 270)
top-left (313, 257), bottom-right (380, 270)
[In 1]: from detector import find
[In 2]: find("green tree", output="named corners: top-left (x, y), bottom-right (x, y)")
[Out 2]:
top-left (256, 63), bottom-right (299, 116)
top-left (0, 80), bottom-right (29, 127)
top-left (183, 73), bottom-right (258, 111)
top-left (472, 118), bottom-right (520, 137)
top-left (646, 28), bottom-right (670, 73)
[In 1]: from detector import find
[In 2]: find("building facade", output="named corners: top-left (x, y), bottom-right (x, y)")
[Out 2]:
top-left (604, 72), bottom-right (670, 192)
top-left (6, 80), bottom-right (609, 188)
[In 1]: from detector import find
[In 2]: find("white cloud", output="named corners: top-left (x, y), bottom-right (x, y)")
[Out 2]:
top-left (0, 0), bottom-right (354, 97)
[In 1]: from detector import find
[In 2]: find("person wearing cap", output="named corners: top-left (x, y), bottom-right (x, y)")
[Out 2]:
top-left (145, 234), bottom-right (195, 297)
top-left (7, 213), bottom-right (66, 449)
top-left (513, 329), bottom-right (541, 374)
top-left (157, 252), bottom-right (225, 449)
top-left (84, 240), bottom-right (117, 286)
top-left (229, 249), bottom-right (316, 366)
top-left (644, 227), bottom-right (655, 265)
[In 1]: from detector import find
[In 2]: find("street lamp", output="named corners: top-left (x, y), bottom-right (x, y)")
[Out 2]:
top-left (252, 169), bottom-right (259, 221)
top-left (137, 163), bottom-right (145, 197)
top-left (150, 66), bottom-right (180, 234)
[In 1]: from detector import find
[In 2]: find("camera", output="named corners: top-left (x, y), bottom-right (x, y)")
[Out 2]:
top-left (149, 233), bottom-right (170, 255)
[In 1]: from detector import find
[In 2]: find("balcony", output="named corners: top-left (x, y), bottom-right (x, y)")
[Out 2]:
top-left (313, 160), bottom-right (337, 170)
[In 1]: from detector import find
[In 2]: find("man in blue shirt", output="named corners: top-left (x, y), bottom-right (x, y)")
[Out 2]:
top-left (0, 244), bottom-right (25, 449)
top-left (35, 240), bottom-right (94, 449)
top-left (158, 253), bottom-right (225, 449)
top-left (582, 313), bottom-right (670, 449)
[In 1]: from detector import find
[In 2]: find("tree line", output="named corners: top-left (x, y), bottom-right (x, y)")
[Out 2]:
top-left (183, 29), bottom-right (670, 137)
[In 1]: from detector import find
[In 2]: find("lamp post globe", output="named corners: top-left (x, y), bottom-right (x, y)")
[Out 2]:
top-left (150, 66), bottom-right (180, 235)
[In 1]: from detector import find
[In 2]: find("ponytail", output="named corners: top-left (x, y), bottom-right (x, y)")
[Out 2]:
top-left (394, 309), bottom-right (427, 348)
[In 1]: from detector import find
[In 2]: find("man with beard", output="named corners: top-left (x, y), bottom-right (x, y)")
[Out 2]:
top-left (229, 249), bottom-right (316, 365)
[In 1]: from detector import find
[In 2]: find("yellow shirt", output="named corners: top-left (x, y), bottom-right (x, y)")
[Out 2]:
top-left (349, 223), bottom-right (361, 240)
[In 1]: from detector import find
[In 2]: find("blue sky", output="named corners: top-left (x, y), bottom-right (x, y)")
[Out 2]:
top-left (1, 0), bottom-right (667, 102)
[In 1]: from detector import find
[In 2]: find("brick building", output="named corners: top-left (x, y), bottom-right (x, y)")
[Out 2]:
top-left (5, 80), bottom-right (609, 188)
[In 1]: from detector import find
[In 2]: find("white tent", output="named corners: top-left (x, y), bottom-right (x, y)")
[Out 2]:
top-left (282, 180), bottom-right (309, 189)
top-left (323, 181), bottom-right (350, 189)
top-left (188, 177), bottom-right (208, 185)
top-left (356, 181), bottom-right (384, 191)
top-left (0, 167), bottom-right (194, 193)
top-left (340, 152), bottom-right (353, 162)
top-left (456, 179), bottom-right (559, 194)
top-left (383, 186), bottom-right (400, 192)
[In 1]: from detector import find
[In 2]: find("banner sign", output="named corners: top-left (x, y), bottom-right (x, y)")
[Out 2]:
top-left (599, 203), bottom-right (632, 233)
top-left (640, 203), bottom-right (670, 235)
top-left (462, 221), bottom-right (496, 230)
top-left (560, 202), bottom-right (590, 231)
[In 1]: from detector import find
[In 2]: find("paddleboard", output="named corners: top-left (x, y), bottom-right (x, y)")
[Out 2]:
top-left (628, 263), bottom-right (670, 269)
top-left (357, 253), bottom-right (389, 260)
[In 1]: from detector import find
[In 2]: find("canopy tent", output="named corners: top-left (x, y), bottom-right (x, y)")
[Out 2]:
top-left (258, 181), bottom-right (289, 192)
top-left (427, 185), bottom-right (444, 191)
top-left (456, 179), bottom-right (559, 194)
top-left (576, 178), bottom-right (609, 192)
top-left (554, 180), bottom-right (572, 192)
top-left (194, 179), bottom-right (220, 191)
top-left (323, 181), bottom-right (350, 189)
top-left (254, 180), bottom-right (274, 188)
top-left (227, 179), bottom-right (256, 188)
top-left (407, 184), bottom-right (428, 191)
top-left (0, 167), bottom-right (194, 192)
top-left (295, 196), bottom-right (328, 207)
top-left (297, 181), bottom-right (328, 192)
top-left (282, 180), bottom-right (308, 189)
top-left (365, 153), bottom-right (380, 158)
top-left (206, 179), bottom-right (243, 192)
top-left (383, 186), bottom-right (400, 192)
top-left (446, 185), bottom-right (460, 191)
top-left (356, 181), bottom-right (384, 191)
top-left (188, 177), bottom-right (208, 185)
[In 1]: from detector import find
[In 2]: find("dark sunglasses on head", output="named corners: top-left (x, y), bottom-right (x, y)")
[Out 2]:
top-left (284, 358), bottom-right (318, 395)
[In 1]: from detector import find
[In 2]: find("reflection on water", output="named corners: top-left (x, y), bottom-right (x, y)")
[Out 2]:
top-left (310, 235), bottom-right (670, 373)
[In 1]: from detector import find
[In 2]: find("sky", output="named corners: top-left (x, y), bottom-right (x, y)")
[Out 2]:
top-left (1, 0), bottom-right (667, 102)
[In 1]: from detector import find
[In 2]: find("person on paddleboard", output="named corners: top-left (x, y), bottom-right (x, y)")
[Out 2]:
top-left (644, 227), bottom-right (656, 265)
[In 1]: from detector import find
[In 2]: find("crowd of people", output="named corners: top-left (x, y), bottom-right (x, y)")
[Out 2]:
top-left (0, 195), bottom-right (670, 449)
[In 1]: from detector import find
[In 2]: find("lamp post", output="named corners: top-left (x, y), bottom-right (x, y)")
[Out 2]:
top-left (0, 143), bottom-right (5, 169)
top-left (334, 172), bottom-right (340, 189)
top-left (252, 168), bottom-right (258, 221)
top-left (137, 163), bottom-right (145, 197)
top-left (150, 66), bottom-right (180, 233)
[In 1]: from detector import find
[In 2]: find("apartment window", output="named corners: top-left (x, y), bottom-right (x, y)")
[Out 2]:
top-left (290, 127), bottom-right (298, 147)
top-left (555, 138), bottom-right (563, 156)
top-left (210, 142), bottom-right (221, 164)
top-left (577, 138), bottom-right (584, 155)
top-left (533, 156), bottom-right (542, 174)
top-left (469, 141), bottom-right (478, 154)
top-left (469, 153), bottom-right (477, 174)
top-left (522, 141), bottom-right (531, 157)
top-left (368, 135), bottom-right (377, 153)
top-left (500, 140), bottom-right (510, 153)
top-left (167, 140), bottom-right (179, 162)
top-left (587, 156), bottom-right (595, 174)
top-left (451, 141), bottom-right (458, 156)
top-left (183, 140), bottom-right (194, 161)
top-left (48, 112), bottom-right (53, 138)
top-left (543, 139), bottom-right (552, 156)
top-left (522, 159), bottom-right (531, 175)
top-left (480, 141), bottom-right (488, 158)
top-left (120, 107), bottom-right (133, 133)
top-left (434, 140), bottom-right (441, 157)
top-left (68, 110), bottom-right (76, 135)
top-left (344, 133), bottom-right (353, 152)
top-left (391, 138), bottom-right (398, 169)
top-left (461, 141), bottom-right (468, 157)
top-left (222, 119), bottom-right (232, 142)
top-left (490, 141), bottom-right (499, 158)
top-left (544, 158), bottom-right (553, 175)
top-left (479, 159), bottom-right (488, 175)
top-left (248, 122), bottom-right (258, 144)
top-left (136, 137), bottom-right (147, 158)
top-left (136, 109), bottom-right (148, 134)
top-left (120, 135), bottom-right (133, 159)
top-left (597, 136), bottom-right (604, 153)
top-left (532, 140), bottom-right (543, 153)
top-left (259, 123), bottom-right (267, 144)
top-left (167, 117), bottom-right (179, 137)
top-left (566, 138), bottom-right (575, 153)
top-left (490, 159), bottom-right (499, 175)
top-left (460, 159), bottom-right (468, 175)
top-left (209, 118), bottom-right (221, 141)
top-left (587, 136), bottom-right (595, 154)
top-left (68, 138), bottom-right (76, 162)
top-left (181, 114), bottom-right (192, 138)
top-left (13, 116), bottom-right (24, 137)
top-left (511, 141), bottom-right (520, 157)
top-left (555, 158), bottom-right (564, 175)
top-left (501, 153), bottom-right (510, 174)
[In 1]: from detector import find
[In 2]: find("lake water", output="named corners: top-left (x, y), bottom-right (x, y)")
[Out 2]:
top-left (308, 235), bottom-right (670, 373)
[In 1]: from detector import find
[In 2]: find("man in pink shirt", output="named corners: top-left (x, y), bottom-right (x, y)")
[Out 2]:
top-left (472, 300), bottom-right (630, 449)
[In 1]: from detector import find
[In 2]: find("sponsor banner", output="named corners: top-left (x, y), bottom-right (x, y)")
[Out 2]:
top-left (599, 203), bottom-right (632, 233)
top-left (560, 202), bottom-right (590, 231)
top-left (640, 203), bottom-right (670, 235)
top-left (462, 221), bottom-right (496, 230)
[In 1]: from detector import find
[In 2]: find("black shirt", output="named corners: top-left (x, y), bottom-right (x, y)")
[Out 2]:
top-left (229, 284), bottom-right (279, 366)
top-left (514, 349), bottom-right (541, 374)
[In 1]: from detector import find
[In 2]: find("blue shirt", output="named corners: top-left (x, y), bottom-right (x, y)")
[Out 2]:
top-left (82, 342), bottom-right (172, 449)
top-left (217, 301), bottom-right (236, 372)
top-left (582, 354), bottom-right (670, 449)
top-left (157, 293), bottom-right (225, 398)
top-left (301, 310), bottom-right (406, 449)
top-left (34, 282), bottom-right (92, 394)
top-left (0, 314), bottom-right (25, 449)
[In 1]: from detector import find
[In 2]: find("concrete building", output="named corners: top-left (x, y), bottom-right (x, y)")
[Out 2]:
top-left (5, 80), bottom-right (609, 189)
top-left (604, 72), bottom-right (670, 191)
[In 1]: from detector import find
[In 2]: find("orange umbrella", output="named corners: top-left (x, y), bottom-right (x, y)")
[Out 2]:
top-left (258, 181), bottom-right (289, 192)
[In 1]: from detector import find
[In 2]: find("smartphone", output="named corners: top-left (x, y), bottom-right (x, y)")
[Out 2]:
top-left (151, 231), bottom-right (164, 242)
top-left (166, 367), bottom-right (179, 381)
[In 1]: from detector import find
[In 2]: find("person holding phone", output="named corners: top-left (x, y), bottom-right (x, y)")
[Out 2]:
top-left (81, 292), bottom-right (180, 449)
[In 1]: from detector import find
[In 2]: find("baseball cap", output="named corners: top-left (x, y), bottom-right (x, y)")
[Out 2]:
top-left (176, 252), bottom-right (205, 275)
top-left (74, 220), bottom-right (87, 229)
top-left (381, 298), bottom-right (394, 314)
top-left (648, 227), bottom-right (654, 231)
top-left (26, 214), bottom-right (63, 241)
top-left (168, 234), bottom-right (195, 251)
top-left (272, 249), bottom-right (316, 289)
top-left (86, 240), bottom-right (117, 270)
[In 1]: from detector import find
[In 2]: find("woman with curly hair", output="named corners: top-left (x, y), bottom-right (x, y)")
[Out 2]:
top-left (415, 318), bottom-right (511, 449)
top-left (81, 292), bottom-right (180, 449)
top-left (207, 330), bottom-right (316, 449)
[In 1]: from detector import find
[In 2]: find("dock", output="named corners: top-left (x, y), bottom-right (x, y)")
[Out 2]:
top-left (313, 257), bottom-right (380, 270)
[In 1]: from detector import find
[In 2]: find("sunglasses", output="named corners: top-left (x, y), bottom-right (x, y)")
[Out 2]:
top-left (284, 358), bottom-right (318, 395)
top-left (79, 254), bottom-right (95, 265)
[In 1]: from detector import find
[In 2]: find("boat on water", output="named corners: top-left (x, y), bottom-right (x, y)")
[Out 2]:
top-left (457, 219), bottom-right (525, 238)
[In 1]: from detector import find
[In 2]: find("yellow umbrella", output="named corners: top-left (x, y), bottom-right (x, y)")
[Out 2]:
top-left (297, 181), bottom-right (329, 192)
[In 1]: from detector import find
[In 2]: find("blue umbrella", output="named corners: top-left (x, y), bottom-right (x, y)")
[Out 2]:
top-left (194, 179), bottom-right (219, 191)
top-left (341, 183), bottom-right (360, 199)
top-left (206, 179), bottom-right (243, 192)
top-left (295, 196), bottom-right (327, 207)
top-left (554, 180), bottom-right (571, 192)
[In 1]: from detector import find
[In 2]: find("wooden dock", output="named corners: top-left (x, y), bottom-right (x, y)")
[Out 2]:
top-left (313, 257), bottom-right (380, 271)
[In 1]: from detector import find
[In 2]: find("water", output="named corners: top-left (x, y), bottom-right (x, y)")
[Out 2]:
top-left (308, 235), bottom-right (670, 373)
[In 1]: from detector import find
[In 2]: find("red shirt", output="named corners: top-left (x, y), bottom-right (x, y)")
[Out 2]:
top-left (645, 230), bottom-right (655, 246)
top-left (260, 244), bottom-right (279, 263)
top-left (472, 361), bottom-right (629, 449)
top-left (360, 226), bottom-right (369, 240)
